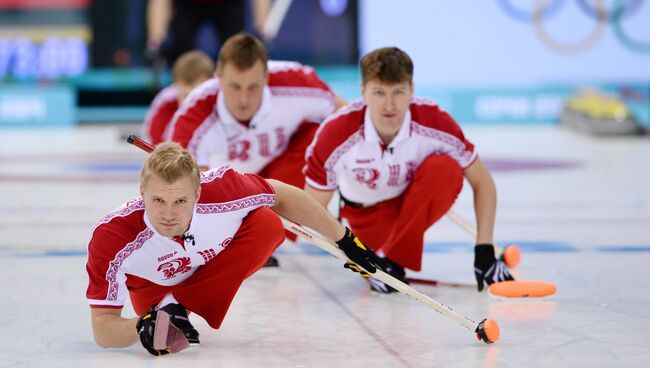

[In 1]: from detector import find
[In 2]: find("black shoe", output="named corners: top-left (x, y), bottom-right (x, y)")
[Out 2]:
top-left (160, 303), bottom-right (200, 344)
top-left (369, 257), bottom-right (408, 294)
top-left (262, 255), bottom-right (280, 268)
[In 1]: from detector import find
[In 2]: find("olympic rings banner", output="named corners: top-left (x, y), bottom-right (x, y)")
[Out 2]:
top-left (359, 0), bottom-right (649, 124)
top-left (497, 0), bottom-right (650, 54)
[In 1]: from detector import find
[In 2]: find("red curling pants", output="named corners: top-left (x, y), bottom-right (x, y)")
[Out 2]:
top-left (258, 121), bottom-right (318, 241)
top-left (340, 154), bottom-right (464, 271)
top-left (258, 121), bottom-right (318, 189)
top-left (128, 207), bottom-right (285, 328)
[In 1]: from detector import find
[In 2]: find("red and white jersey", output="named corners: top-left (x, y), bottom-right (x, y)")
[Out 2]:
top-left (168, 60), bottom-right (336, 172)
top-left (85, 166), bottom-right (275, 308)
top-left (143, 85), bottom-right (179, 145)
top-left (304, 98), bottom-right (476, 205)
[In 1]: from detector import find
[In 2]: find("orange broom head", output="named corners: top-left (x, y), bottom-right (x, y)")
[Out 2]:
top-left (489, 280), bottom-right (557, 298)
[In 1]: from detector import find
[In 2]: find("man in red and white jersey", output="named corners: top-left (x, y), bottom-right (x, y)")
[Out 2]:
top-left (143, 50), bottom-right (215, 145)
top-left (168, 32), bottom-right (346, 186)
top-left (168, 33), bottom-right (345, 265)
top-left (86, 142), bottom-right (387, 356)
top-left (304, 47), bottom-right (513, 293)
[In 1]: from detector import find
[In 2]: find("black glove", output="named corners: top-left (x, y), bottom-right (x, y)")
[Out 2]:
top-left (336, 227), bottom-right (388, 274)
top-left (474, 244), bottom-right (514, 292)
top-left (136, 307), bottom-right (170, 356)
top-left (136, 303), bottom-right (199, 356)
top-left (343, 261), bottom-right (371, 278)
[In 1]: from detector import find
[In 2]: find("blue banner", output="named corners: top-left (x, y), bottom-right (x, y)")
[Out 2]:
top-left (0, 85), bottom-right (75, 127)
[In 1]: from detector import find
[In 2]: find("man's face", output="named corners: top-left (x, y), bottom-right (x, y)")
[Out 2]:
top-left (361, 79), bottom-right (413, 141)
top-left (217, 60), bottom-right (267, 122)
top-left (141, 174), bottom-right (200, 238)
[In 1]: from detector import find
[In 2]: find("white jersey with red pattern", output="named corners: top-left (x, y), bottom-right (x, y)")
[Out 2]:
top-left (143, 85), bottom-right (179, 145)
top-left (304, 98), bottom-right (476, 206)
top-left (85, 166), bottom-right (275, 308)
top-left (168, 60), bottom-right (336, 172)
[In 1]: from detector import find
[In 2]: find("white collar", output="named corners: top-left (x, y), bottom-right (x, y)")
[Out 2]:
top-left (216, 85), bottom-right (272, 126)
top-left (363, 108), bottom-right (412, 147)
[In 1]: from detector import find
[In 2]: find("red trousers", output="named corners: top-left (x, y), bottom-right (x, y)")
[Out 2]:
top-left (340, 154), bottom-right (464, 271)
top-left (128, 207), bottom-right (285, 329)
top-left (258, 121), bottom-right (318, 189)
top-left (258, 121), bottom-right (318, 241)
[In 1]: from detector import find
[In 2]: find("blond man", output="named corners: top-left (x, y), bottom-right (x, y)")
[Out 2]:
top-left (86, 142), bottom-right (385, 355)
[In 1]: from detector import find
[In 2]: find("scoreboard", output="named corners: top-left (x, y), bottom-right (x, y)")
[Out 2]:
top-left (0, 0), bottom-right (90, 79)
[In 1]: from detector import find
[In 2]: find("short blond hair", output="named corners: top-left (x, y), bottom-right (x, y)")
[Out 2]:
top-left (360, 47), bottom-right (413, 86)
top-left (140, 142), bottom-right (200, 190)
top-left (172, 50), bottom-right (215, 85)
top-left (218, 32), bottom-right (268, 72)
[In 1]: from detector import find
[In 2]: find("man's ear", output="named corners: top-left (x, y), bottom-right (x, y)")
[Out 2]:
top-left (215, 63), bottom-right (222, 78)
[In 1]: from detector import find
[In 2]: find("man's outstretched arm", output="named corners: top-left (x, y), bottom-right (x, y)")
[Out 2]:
top-left (90, 307), bottom-right (138, 348)
top-left (269, 179), bottom-right (344, 242)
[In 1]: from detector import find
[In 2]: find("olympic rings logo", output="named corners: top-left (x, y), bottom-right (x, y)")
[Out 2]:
top-left (497, 0), bottom-right (650, 54)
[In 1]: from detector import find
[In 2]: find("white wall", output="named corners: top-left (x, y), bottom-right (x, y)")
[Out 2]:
top-left (359, 0), bottom-right (650, 86)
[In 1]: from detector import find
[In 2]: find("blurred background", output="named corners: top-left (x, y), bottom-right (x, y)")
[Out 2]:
top-left (0, 0), bottom-right (648, 129)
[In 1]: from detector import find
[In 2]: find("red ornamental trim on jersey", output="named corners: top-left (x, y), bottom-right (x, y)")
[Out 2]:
top-left (412, 96), bottom-right (439, 107)
top-left (411, 122), bottom-right (474, 163)
top-left (200, 165), bottom-right (232, 183)
top-left (323, 129), bottom-right (363, 188)
top-left (187, 114), bottom-right (219, 160)
top-left (268, 60), bottom-right (312, 74)
top-left (167, 79), bottom-right (219, 137)
top-left (195, 194), bottom-right (275, 214)
top-left (157, 256), bottom-right (192, 280)
top-left (95, 199), bottom-right (145, 230)
top-left (270, 86), bottom-right (334, 103)
top-left (106, 228), bottom-right (153, 301)
top-left (305, 100), bottom-right (365, 160)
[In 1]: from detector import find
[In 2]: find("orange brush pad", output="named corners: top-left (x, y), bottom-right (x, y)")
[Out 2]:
top-left (489, 280), bottom-right (556, 298)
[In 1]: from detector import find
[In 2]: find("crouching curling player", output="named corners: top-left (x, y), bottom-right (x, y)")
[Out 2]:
top-left (85, 142), bottom-right (387, 356)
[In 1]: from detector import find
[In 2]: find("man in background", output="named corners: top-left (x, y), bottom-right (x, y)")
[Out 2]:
top-left (304, 47), bottom-right (513, 293)
top-left (143, 50), bottom-right (215, 145)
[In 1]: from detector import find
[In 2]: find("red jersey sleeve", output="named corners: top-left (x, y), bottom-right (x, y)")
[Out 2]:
top-left (169, 80), bottom-right (218, 150)
top-left (144, 86), bottom-right (179, 145)
top-left (410, 99), bottom-right (476, 168)
top-left (267, 61), bottom-right (336, 120)
top-left (86, 205), bottom-right (146, 308)
top-left (86, 226), bottom-right (128, 308)
top-left (199, 165), bottom-right (276, 205)
top-left (268, 61), bottom-right (333, 93)
top-left (304, 103), bottom-right (365, 190)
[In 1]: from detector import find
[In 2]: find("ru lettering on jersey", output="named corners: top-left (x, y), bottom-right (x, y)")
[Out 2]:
top-left (352, 160), bottom-right (418, 189)
top-left (228, 127), bottom-right (287, 161)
